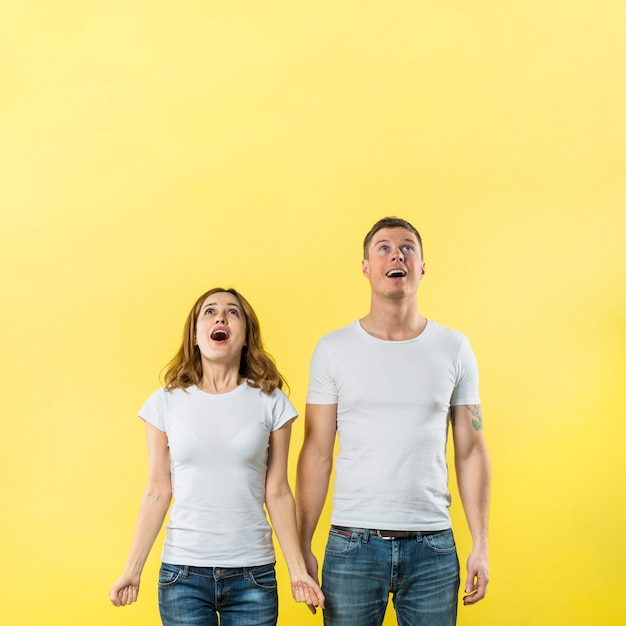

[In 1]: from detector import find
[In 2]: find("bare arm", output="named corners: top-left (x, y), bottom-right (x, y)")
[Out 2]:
top-left (295, 403), bottom-right (337, 581)
top-left (265, 420), bottom-right (324, 614)
top-left (109, 422), bottom-right (172, 607)
top-left (451, 404), bottom-right (491, 606)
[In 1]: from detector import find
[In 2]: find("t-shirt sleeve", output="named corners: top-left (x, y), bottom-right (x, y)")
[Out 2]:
top-left (268, 388), bottom-right (298, 431)
top-left (306, 339), bottom-right (338, 405)
top-left (138, 388), bottom-right (167, 432)
top-left (450, 337), bottom-right (481, 407)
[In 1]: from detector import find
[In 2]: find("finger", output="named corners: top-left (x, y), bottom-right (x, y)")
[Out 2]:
top-left (292, 583), bottom-right (305, 602)
top-left (121, 585), bottom-right (136, 606)
top-left (302, 585), bottom-right (316, 606)
top-left (463, 577), bottom-right (487, 605)
top-left (120, 587), bottom-right (131, 606)
top-left (315, 586), bottom-right (325, 608)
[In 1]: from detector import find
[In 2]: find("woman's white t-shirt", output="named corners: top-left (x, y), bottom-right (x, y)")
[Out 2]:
top-left (139, 383), bottom-right (297, 567)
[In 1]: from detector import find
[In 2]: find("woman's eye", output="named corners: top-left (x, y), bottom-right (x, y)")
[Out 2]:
top-left (229, 309), bottom-right (239, 316)
top-left (204, 308), bottom-right (213, 315)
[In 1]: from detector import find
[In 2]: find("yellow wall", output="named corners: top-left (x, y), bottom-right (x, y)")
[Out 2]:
top-left (1, 2), bottom-right (625, 625)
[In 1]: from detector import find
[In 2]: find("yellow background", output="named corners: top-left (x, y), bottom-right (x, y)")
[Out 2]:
top-left (1, 2), bottom-right (625, 625)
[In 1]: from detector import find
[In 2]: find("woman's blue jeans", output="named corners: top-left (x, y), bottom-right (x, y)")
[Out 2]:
top-left (158, 562), bottom-right (278, 626)
top-left (321, 528), bottom-right (460, 626)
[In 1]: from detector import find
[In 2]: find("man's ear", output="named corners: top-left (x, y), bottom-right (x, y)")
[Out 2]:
top-left (362, 259), bottom-right (370, 278)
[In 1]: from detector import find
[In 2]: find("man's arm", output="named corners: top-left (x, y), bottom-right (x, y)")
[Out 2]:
top-left (451, 404), bottom-right (491, 606)
top-left (295, 403), bottom-right (337, 582)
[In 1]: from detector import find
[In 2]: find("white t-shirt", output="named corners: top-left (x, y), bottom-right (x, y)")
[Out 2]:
top-left (139, 383), bottom-right (297, 567)
top-left (307, 320), bottom-right (480, 530)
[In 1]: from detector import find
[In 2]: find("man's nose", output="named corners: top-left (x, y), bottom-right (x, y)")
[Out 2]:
top-left (393, 247), bottom-right (405, 261)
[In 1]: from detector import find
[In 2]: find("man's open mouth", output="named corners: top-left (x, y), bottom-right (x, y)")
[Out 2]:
top-left (386, 269), bottom-right (407, 278)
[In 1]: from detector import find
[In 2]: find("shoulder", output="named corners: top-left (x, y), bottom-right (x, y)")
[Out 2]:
top-left (255, 385), bottom-right (298, 426)
top-left (142, 386), bottom-right (168, 407)
top-left (316, 320), bottom-right (362, 348)
top-left (425, 319), bottom-right (470, 347)
top-left (242, 383), bottom-right (290, 406)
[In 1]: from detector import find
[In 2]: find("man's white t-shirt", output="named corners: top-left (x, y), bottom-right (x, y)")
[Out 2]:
top-left (139, 383), bottom-right (297, 567)
top-left (307, 320), bottom-right (480, 530)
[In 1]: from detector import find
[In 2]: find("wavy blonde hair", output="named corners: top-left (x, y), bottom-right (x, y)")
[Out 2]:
top-left (163, 288), bottom-right (286, 394)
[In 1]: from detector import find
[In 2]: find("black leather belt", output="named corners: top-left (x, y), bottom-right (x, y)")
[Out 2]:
top-left (332, 525), bottom-right (439, 540)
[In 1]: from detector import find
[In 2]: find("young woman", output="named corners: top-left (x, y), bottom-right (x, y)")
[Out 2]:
top-left (109, 288), bottom-right (324, 625)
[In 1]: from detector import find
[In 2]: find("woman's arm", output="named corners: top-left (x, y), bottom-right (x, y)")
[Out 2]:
top-left (265, 420), bottom-right (325, 614)
top-left (109, 422), bottom-right (172, 607)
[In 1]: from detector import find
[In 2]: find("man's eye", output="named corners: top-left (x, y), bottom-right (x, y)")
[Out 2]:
top-left (402, 246), bottom-right (414, 253)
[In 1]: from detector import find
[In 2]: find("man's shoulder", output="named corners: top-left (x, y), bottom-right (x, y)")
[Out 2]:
top-left (317, 320), bottom-right (360, 343)
top-left (426, 319), bottom-right (470, 346)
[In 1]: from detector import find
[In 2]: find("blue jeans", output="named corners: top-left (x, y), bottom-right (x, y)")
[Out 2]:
top-left (158, 562), bottom-right (278, 626)
top-left (321, 528), bottom-right (460, 626)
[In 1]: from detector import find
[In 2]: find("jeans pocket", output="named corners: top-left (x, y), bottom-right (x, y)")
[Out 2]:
top-left (158, 563), bottom-right (183, 588)
top-left (423, 529), bottom-right (457, 555)
top-left (325, 528), bottom-right (361, 556)
top-left (249, 565), bottom-right (277, 590)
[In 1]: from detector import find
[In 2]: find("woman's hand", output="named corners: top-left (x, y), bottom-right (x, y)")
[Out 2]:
top-left (291, 573), bottom-right (325, 615)
top-left (109, 573), bottom-right (140, 607)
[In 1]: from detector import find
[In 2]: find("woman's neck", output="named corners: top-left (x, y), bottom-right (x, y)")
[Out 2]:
top-left (198, 365), bottom-right (242, 394)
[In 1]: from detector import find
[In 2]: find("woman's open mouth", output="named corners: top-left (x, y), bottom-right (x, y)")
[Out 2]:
top-left (210, 328), bottom-right (230, 341)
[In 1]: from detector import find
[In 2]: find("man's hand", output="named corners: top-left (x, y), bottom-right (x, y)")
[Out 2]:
top-left (463, 548), bottom-right (489, 605)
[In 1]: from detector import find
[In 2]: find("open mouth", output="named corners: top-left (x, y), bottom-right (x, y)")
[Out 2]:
top-left (210, 328), bottom-right (230, 341)
top-left (386, 269), bottom-right (407, 278)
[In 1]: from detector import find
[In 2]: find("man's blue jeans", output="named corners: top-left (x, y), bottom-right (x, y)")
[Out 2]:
top-left (158, 562), bottom-right (278, 626)
top-left (321, 528), bottom-right (460, 626)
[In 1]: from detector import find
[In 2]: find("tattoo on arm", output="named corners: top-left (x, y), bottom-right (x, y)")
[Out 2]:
top-left (467, 404), bottom-right (483, 431)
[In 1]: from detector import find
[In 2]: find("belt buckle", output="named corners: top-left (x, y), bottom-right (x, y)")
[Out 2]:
top-left (376, 530), bottom-right (395, 541)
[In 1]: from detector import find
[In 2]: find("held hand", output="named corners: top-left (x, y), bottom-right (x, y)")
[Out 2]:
top-left (291, 573), bottom-right (325, 615)
top-left (109, 574), bottom-right (140, 607)
top-left (463, 548), bottom-right (489, 606)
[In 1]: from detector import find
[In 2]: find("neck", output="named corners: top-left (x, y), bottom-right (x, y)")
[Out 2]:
top-left (360, 294), bottom-right (426, 341)
top-left (198, 362), bottom-right (242, 394)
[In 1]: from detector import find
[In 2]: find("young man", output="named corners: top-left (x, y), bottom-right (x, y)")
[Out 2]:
top-left (296, 217), bottom-right (491, 626)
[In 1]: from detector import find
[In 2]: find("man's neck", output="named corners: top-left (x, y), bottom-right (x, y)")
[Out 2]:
top-left (360, 297), bottom-right (427, 341)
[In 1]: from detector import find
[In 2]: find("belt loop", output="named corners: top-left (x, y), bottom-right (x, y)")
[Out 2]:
top-left (362, 528), bottom-right (371, 543)
top-left (181, 566), bottom-right (189, 578)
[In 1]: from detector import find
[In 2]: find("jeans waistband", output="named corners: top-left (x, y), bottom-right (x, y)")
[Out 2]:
top-left (164, 563), bottom-right (275, 579)
top-left (331, 525), bottom-right (446, 540)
